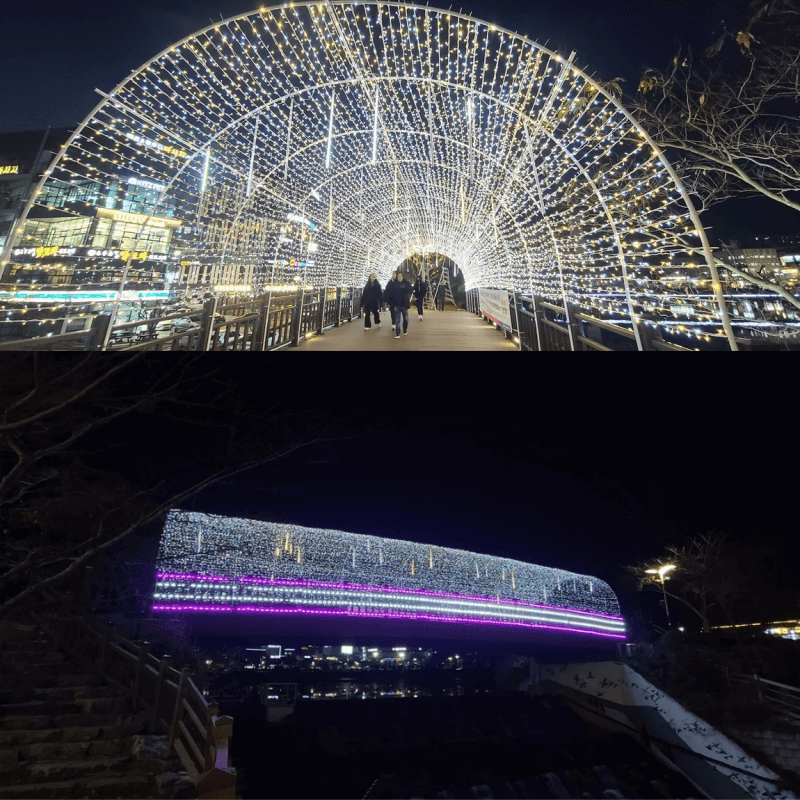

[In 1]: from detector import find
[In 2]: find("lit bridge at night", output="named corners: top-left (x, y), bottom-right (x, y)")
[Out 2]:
top-left (152, 511), bottom-right (626, 646)
top-left (4, 1), bottom-right (777, 352)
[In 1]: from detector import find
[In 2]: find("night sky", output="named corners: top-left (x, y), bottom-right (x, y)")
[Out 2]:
top-left (107, 360), bottom-right (798, 639)
top-left (2, 0), bottom-right (796, 240)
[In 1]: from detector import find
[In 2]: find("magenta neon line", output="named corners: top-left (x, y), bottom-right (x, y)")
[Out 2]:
top-left (155, 571), bottom-right (623, 621)
top-left (150, 603), bottom-right (627, 639)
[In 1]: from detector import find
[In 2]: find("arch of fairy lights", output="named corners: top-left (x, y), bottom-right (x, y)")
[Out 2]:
top-left (152, 511), bottom-right (626, 641)
top-left (3, 1), bottom-right (737, 348)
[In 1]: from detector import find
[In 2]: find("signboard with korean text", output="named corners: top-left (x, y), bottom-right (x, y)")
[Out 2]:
top-left (479, 288), bottom-right (513, 331)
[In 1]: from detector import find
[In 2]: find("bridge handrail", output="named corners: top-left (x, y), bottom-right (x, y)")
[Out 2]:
top-left (28, 586), bottom-right (236, 799)
top-left (727, 670), bottom-right (800, 722)
top-left (466, 287), bottom-right (694, 351)
top-left (0, 285), bottom-right (364, 351)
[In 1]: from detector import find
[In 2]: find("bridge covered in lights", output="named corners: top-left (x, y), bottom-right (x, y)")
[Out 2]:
top-left (4, 0), bottom-right (766, 350)
top-left (152, 511), bottom-right (626, 646)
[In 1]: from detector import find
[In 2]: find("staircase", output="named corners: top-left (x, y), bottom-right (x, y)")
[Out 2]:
top-left (0, 620), bottom-right (188, 799)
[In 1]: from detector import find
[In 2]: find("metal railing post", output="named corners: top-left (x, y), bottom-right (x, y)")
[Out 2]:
top-left (316, 288), bottom-right (325, 335)
top-left (204, 701), bottom-right (219, 772)
top-left (290, 289), bottom-right (303, 346)
top-left (168, 667), bottom-right (191, 757)
top-left (151, 655), bottom-right (171, 733)
top-left (87, 313), bottom-right (112, 351)
top-left (132, 641), bottom-right (150, 707)
top-left (335, 286), bottom-right (342, 327)
top-left (531, 294), bottom-right (544, 351)
top-left (566, 302), bottom-right (583, 351)
top-left (196, 297), bottom-right (218, 351)
top-left (254, 297), bottom-right (270, 351)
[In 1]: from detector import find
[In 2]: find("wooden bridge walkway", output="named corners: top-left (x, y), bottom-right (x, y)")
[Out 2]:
top-left (286, 307), bottom-right (518, 351)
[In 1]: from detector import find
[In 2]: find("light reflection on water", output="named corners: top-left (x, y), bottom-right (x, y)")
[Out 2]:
top-left (300, 680), bottom-right (466, 700)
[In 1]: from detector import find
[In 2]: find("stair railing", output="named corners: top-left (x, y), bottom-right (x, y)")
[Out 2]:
top-left (28, 586), bottom-right (236, 799)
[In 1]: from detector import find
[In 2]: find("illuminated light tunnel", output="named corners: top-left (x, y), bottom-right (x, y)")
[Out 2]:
top-left (152, 511), bottom-right (626, 644)
top-left (2, 1), bottom-right (738, 349)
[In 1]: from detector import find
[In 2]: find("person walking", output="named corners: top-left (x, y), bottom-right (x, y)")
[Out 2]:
top-left (412, 276), bottom-right (428, 320)
top-left (434, 280), bottom-right (446, 311)
top-left (384, 271), bottom-right (398, 330)
top-left (360, 273), bottom-right (383, 330)
top-left (391, 271), bottom-right (413, 338)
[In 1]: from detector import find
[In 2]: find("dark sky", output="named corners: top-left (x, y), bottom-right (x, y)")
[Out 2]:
top-left (2, 0), bottom-right (794, 240)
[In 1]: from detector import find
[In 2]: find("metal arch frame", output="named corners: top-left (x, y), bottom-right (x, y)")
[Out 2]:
top-left (1, 0), bottom-right (737, 349)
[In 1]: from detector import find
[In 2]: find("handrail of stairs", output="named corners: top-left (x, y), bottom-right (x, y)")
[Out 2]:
top-left (27, 586), bottom-right (236, 799)
top-left (726, 670), bottom-right (800, 722)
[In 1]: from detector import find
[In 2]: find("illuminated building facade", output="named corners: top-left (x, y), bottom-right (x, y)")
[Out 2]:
top-left (152, 511), bottom-right (626, 644)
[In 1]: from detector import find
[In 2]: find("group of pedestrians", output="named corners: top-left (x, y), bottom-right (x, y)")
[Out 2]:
top-left (360, 271), bottom-right (446, 339)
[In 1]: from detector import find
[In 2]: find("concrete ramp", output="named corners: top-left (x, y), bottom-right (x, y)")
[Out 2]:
top-left (528, 660), bottom-right (795, 800)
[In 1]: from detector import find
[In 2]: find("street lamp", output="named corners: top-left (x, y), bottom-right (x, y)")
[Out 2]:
top-left (646, 565), bottom-right (676, 628)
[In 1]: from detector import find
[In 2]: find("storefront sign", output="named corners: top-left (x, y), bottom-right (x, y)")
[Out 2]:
top-left (11, 245), bottom-right (171, 262)
top-left (214, 284), bottom-right (252, 292)
top-left (96, 207), bottom-right (182, 228)
top-left (479, 288), bottom-right (513, 331)
top-left (0, 165), bottom-right (20, 175)
top-left (128, 177), bottom-right (166, 191)
top-left (125, 132), bottom-right (188, 159)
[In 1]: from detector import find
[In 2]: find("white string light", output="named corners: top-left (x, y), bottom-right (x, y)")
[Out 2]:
top-left (153, 510), bottom-right (626, 641)
top-left (4, 0), bottom-right (769, 337)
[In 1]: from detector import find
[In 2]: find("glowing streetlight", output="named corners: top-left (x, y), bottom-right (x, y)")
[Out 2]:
top-left (646, 565), bottom-right (676, 628)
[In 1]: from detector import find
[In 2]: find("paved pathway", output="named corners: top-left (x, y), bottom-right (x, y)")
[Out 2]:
top-left (286, 307), bottom-right (518, 351)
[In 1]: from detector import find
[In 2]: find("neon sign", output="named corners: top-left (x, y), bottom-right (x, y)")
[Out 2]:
top-left (128, 177), bottom-right (166, 192)
top-left (96, 207), bottom-right (182, 228)
top-left (125, 132), bottom-right (188, 159)
top-left (0, 165), bottom-right (20, 175)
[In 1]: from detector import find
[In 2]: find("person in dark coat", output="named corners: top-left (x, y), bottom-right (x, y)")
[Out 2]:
top-left (383, 271), bottom-right (397, 317)
top-left (434, 281), bottom-right (446, 311)
top-left (390, 271), bottom-right (413, 338)
top-left (412, 277), bottom-right (428, 320)
top-left (360, 273), bottom-right (383, 330)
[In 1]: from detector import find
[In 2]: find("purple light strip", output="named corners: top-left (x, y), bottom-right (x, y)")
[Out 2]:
top-left (150, 603), bottom-right (627, 640)
top-left (155, 571), bottom-right (622, 621)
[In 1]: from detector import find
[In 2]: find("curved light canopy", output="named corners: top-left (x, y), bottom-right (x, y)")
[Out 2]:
top-left (4, 1), bottom-right (736, 343)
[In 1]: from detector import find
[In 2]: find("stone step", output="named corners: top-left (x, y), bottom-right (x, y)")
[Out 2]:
top-left (2, 649), bottom-right (67, 663)
top-left (0, 638), bottom-right (55, 651)
top-left (0, 684), bottom-right (122, 705)
top-left (0, 779), bottom-right (79, 799)
top-left (0, 724), bottom-right (129, 746)
top-left (4, 754), bottom-right (132, 783)
top-left (54, 713), bottom-right (123, 729)
top-left (0, 773), bottom-right (154, 799)
top-left (1, 661), bottom-right (85, 677)
top-left (0, 672), bottom-right (104, 690)
top-left (2, 700), bottom-right (85, 718)
top-left (2, 712), bottom-right (122, 731)
top-left (12, 736), bottom-right (129, 761)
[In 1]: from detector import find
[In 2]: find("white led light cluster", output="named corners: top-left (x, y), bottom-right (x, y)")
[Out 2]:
top-left (153, 510), bottom-right (625, 639)
top-left (5, 1), bottom-right (741, 341)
